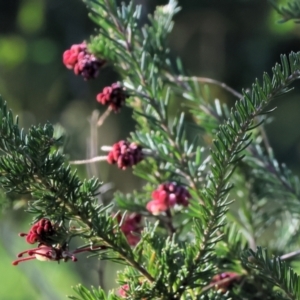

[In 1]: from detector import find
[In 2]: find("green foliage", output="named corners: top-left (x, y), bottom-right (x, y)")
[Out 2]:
top-left (69, 284), bottom-right (118, 300)
top-left (242, 247), bottom-right (300, 300)
top-left (270, 0), bottom-right (300, 23)
top-left (2, 0), bottom-right (300, 299)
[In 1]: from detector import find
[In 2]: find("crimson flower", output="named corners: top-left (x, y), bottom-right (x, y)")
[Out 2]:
top-left (12, 244), bottom-right (77, 265)
top-left (96, 82), bottom-right (128, 112)
top-left (12, 219), bottom-right (105, 265)
top-left (19, 218), bottom-right (55, 244)
top-left (118, 284), bottom-right (130, 298)
top-left (117, 213), bottom-right (142, 246)
top-left (107, 140), bottom-right (143, 169)
top-left (147, 182), bottom-right (191, 215)
top-left (63, 42), bottom-right (105, 80)
top-left (12, 243), bottom-right (106, 266)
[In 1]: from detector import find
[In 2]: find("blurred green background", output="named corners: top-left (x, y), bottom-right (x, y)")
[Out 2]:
top-left (0, 0), bottom-right (300, 299)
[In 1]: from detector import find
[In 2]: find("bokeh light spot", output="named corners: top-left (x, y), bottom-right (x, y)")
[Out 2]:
top-left (0, 36), bottom-right (27, 68)
top-left (30, 38), bottom-right (58, 64)
top-left (268, 0), bottom-right (296, 33)
top-left (17, 0), bottom-right (44, 34)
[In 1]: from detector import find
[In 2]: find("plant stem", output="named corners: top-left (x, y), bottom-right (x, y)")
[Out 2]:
top-left (97, 107), bottom-right (112, 127)
top-left (201, 273), bottom-right (242, 293)
top-left (70, 156), bottom-right (107, 165)
top-left (177, 75), bottom-right (243, 99)
top-left (280, 249), bottom-right (300, 261)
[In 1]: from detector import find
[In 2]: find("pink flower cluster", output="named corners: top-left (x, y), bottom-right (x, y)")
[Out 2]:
top-left (119, 284), bottom-right (130, 298)
top-left (63, 42), bottom-right (105, 80)
top-left (118, 282), bottom-right (146, 298)
top-left (146, 182), bottom-right (190, 215)
top-left (12, 219), bottom-right (104, 266)
top-left (117, 213), bottom-right (142, 246)
top-left (107, 140), bottom-right (143, 169)
top-left (96, 82), bottom-right (128, 112)
top-left (12, 218), bottom-right (70, 266)
top-left (19, 218), bottom-right (55, 244)
top-left (63, 43), bottom-right (130, 111)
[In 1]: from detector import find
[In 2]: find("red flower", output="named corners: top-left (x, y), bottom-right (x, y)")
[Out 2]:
top-left (146, 199), bottom-right (169, 215)
top-left (12, 243), bottom-right (106, 266)
top-left (63, 42), bottom-right (105, 80)
top-left (12, 244), bottom-right (75, 265)
top-left (147, 182), bottom-right (190, 215)
top-left (63, 43), bottom-right (85, 69)
top-left (19, 218), bottom-right (55, 244)
top-left (96, 82), bottom-right (128, 112)
top-left (13, 219), bottom-right (106, 265)
top-left (117, 213), bottom-right (142, 246)
top-left (118, 284), bottom-right (129, 298)
top-left (107, 140), bottom-right (143, 170)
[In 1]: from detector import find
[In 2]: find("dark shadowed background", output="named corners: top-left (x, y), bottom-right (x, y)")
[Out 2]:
top-left (0, 0), bottom-right (299, 299)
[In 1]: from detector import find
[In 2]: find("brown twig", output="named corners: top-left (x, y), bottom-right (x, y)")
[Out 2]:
top-left (201, 274), bottom-right (242, 293)
top-left (165, 209), bottom-right (176, 236)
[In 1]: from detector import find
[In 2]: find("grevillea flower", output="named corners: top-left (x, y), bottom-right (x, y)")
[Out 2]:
top-left (117, 213), bottom-right (142, 246)
top-left (107, 140), bottom-right (143, 170)
top-left (96, 82), bottom-right (128, 112)
top-left (145, 200), bottom-right (169, 216)
top-left (63, 43), bottom-right (85, 69)
top-left (210, 272), bottom-right (241, 293)
top-left (12, 243), bottom-right (106, 266)
top-left (19, 218), bottom-right (55, 244)
top-left (146, 182), bottom-right (191, 215)
top-left (12, 244), bottom-right (78, 265)
top-left (118, 284), bottom-right (130, 298)
top-left (63, 42), bottom-right (105, 80)
top-left (12, 219), bottom-right (106, 265)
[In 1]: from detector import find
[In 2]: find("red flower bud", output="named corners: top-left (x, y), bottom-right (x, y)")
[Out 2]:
top-left (117, 213), bottom-right (142, 246)
top-left (63, 42), bottom-right (105, 80)
top-left (107, 140), bottom-right (143, 169)
top-left (19, 218), bottom-right (55, 245)
top-left (147, 182), bottom-right (191, 215)
top-left (96, 82), bottom-right (128, 112)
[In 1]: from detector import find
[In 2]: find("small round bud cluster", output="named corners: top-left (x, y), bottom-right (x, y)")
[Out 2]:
top-left (107, 140), bottom-right (143, 169)
top-left (96, 82), bottom-right (128, 112)
top-left (117, 213), bottom-right (142, 246)
top-left (211, 272), bottom-right (240, 293)
top-left (19, 218), bottom-right (55, 244)
top-left (63, 42), bottom-right (105, 80)
top-left (146, 182), bottom-right (191, 215)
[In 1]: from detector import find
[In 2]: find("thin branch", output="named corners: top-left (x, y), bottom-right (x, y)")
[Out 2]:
top-left (97, 107), bottom-right (112, 127)
top-left (280, 249), bottom-right (300, 261)
top-left (177, 75), bottom-right (243, 99)
top-left (101, 146), bottom-right (155, 157)
top-left (177, 75), bottom-right (274, 160)
top-left (201, 273), bottom-right (242, 293)
top-left (164, 209), bottom-right (176, 236)
top-left (70, 156), bottom-right (107, 165)
top-left (87, 110), bottom-right (106, 288)
top-left (249, 146), bottom-right (297, 196)
top-left (87, 110), bottom-right (101, 184)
